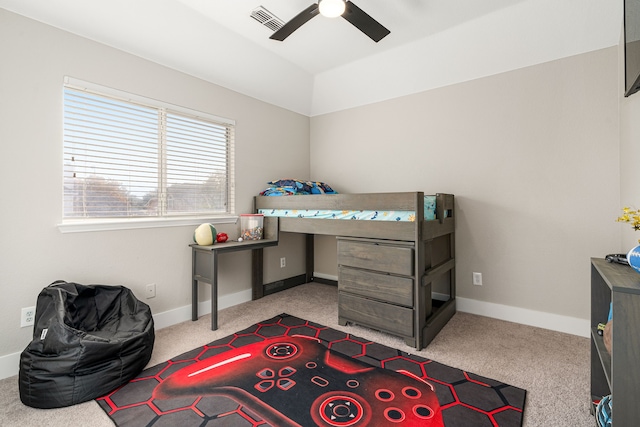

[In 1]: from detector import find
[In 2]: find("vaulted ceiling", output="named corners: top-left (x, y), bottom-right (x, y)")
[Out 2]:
top-left (0, 0), bottom-right (623, 115)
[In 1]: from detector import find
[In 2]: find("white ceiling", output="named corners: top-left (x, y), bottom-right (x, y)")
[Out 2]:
top-left (173, 0), bottom-right (527, 75)
top-left (0, 0), bottom-right (623, 116)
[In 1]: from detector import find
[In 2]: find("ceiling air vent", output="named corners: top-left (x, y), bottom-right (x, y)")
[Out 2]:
top-left (251, 6), bottom-right (284, 32)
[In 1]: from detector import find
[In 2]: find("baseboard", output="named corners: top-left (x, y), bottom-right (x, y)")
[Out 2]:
top-left (313, 272), bottom-right (338, 282)
top-left (153, 288), bottom-right (253, 330)
top-left (0, 353), bottom-right (20, 381)
top-left (308, 278), bottom-right (590, 337)
top-left (1, 291), bottom-right (590, 380)
top-left (263, 274), bottom-right (308, 296)
top-left (312, 272), bottom-right (338, 286)
top-left (456, 297), bottom-right (590, 338)
top-left (0, 288), bottom-right (253, 380)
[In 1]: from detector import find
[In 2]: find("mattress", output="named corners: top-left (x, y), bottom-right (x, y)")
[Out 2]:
top-left (258, 195), bottom-right (436, 222)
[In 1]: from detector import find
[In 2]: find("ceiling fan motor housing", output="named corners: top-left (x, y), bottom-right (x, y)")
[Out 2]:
top-left (270, 1), bottom-right (390, 43)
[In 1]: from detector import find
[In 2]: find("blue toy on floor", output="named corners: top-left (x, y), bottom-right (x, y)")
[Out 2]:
top-left (596, 394), bottom-right (612, 427)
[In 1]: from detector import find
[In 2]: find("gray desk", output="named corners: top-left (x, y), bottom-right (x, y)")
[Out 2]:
top-left (190, 217), bottom-right (278, 330)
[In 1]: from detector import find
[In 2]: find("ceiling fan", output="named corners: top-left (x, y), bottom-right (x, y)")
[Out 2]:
top-left (270, 0), bottom-right (390, 43)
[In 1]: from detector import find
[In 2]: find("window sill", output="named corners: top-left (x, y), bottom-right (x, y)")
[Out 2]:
top-left (57, 215), bottom-right (238, 234)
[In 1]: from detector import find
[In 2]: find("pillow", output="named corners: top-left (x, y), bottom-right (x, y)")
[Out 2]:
top-left (307, 180), bottom-right (337, 194)
top-left (267, 179), bottom-right (337, 195)
top-left (259, 187), bottom-right (296, 196)
top-left (267, 179), bottom-right (311, 194)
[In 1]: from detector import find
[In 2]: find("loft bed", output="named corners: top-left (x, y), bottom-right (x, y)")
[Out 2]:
top-left (253, 191), bottom-right (455, 350)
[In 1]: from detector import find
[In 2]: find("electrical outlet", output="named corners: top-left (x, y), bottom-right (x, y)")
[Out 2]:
top-left (146, 283), bottom-right (156, 299)
top-left (473, 272), bottom-right (483, 286)
top-left (21, 306), bottom-right (36, 328)
top-left (280, 257), bottom-right (286, 268)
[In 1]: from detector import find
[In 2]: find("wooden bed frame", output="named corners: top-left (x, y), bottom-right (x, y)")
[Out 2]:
top-left (253, 192), bottom-right (455, 350)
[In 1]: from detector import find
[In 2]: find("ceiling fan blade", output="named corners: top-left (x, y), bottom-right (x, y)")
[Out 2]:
top-left (341, 1), bottom-right (390, 42)
top-left (270, 4), bottom-right (320, 41)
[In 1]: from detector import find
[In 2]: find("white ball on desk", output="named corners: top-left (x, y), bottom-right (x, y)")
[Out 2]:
top-left (237, 237), bottom-right (243, 242)
top-left (193, 223), bottom-right (216, 246)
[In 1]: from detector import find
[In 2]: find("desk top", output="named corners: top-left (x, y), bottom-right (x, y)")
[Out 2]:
top-left (190, 238), bottom-right (278, 253)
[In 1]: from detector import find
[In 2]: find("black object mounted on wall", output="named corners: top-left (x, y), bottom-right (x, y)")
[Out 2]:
top-left (624, 0), bottom-right (640, 97)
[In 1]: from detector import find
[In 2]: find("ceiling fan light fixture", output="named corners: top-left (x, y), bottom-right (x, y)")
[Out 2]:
top-left (319, 0), bottom-right (346, 18)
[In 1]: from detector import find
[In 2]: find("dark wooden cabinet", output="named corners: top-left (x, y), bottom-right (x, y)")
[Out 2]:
top-left (590, 258), bottom-right (640, 425)
top-left (338, 238), bottom-right (416, 338)
top-left (338, 235), bottom-right (455, 349)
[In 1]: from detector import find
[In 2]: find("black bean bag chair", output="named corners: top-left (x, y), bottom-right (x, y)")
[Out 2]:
top-left (19, 281), bottom-right (155, 408)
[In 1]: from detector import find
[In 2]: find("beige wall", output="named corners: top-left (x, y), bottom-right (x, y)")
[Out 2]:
top-left (0, 7), bottom-right (628, 366)
top-left (620, 41), bottom-right (640, 249)
top-left (0, 10), bottom-right (310, 358)
top-left (310, 47), bottom-right (620, 322)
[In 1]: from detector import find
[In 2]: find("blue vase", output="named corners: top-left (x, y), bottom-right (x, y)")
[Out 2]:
top-left (627, 245), bottom-right (640, 273)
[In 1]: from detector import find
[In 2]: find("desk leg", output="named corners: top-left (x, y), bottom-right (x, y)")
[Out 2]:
top-left (305, 234), bottom-right (314, 283)
top-left (252, 248), bottom-right (264, 300)
top-left (192, 248), bottom-right (198, 321)
top-left (211, 251), bottom-right (218, 330)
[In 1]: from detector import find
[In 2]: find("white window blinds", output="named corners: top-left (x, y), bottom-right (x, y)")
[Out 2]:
top-left (62, 80), bottom-right (235, 221)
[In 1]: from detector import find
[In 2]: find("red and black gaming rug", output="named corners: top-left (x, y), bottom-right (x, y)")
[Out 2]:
top-left (96, 313), bottom-right (526, 427)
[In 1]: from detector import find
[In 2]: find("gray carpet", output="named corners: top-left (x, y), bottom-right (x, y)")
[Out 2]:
top-left (0, 282), bottom-right (593, 426)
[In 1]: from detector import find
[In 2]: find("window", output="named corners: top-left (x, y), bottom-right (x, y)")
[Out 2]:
top-left (62, 78), bottom-right (235, 230)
